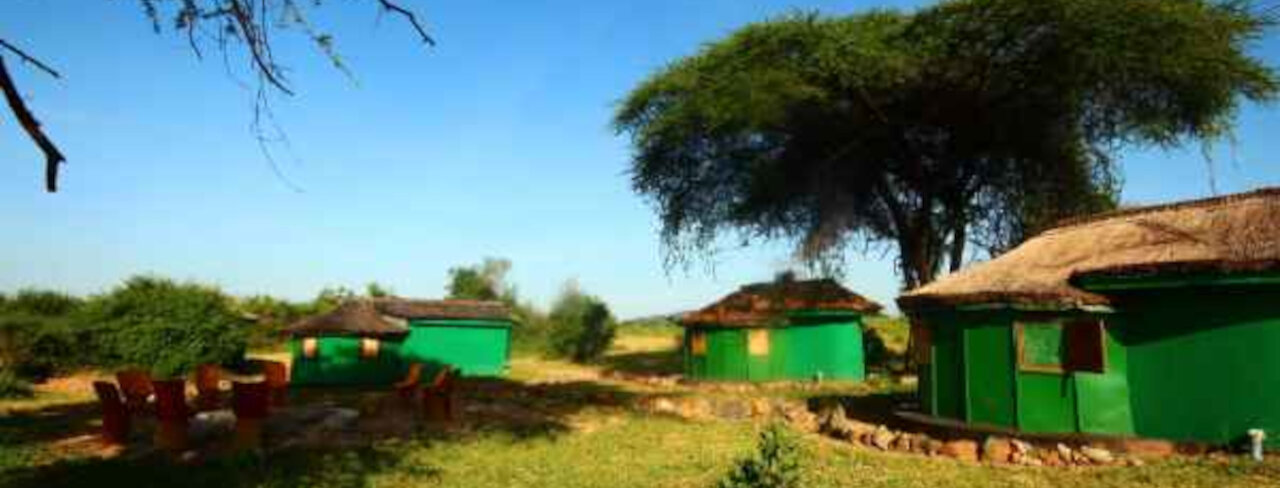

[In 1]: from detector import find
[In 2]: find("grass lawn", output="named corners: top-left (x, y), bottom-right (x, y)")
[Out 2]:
top-left (2, 324), bottom-right (1279, 488)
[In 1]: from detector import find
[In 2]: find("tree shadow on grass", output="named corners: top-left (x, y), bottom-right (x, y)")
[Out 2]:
top-left (1, 376), bottom-right (643, 487)
top-left (1, 443), bottom-right (438, 488)
top-left (598, 349), bottom-right (683, 377)
top-left (0, 401), bottom-right (102, 448)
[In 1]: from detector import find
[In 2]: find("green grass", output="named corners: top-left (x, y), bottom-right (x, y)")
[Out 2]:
top-left (4, 414), bottom-right (1279, 488)
top-left (3, 326), bottom-right (1279, 488)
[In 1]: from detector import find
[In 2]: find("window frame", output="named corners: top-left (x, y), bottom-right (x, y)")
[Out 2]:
top-left (359, 337), bottom-right (380, 360)
top-left (747, 329), bottom-right (770, 356)
top-left (1014, 318), bottom-right (1107, 374)
top-left (302, 337), bottom-right (318, 359)
top-left (690, 331), bottom-right (707, 356)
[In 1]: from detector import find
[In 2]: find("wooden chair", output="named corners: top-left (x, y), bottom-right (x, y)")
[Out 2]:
top-left (421, 366), bottom-right (456, 422)
top-left (231, 381), bottom-right (270, 450)
top-left (258, 360), bottom-right (290, 407)
top-left (151, 378), bottom-right (191, 451)
top-left (393, 363), bottom-right (424, 401)
top-left (194, 363), bottom-right (223, 411)
top-left (115, 369), bottom-right (154, 414)
top-left (91, 381), bottom-right (131, 445)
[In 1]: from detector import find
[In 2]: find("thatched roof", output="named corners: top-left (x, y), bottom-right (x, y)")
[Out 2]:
top-left (374, 298), bottom-right (514, 322)
top-left (283, 298), bottom-right (514, 337)
top-left (899, 187), bottom-right (1280, 311)
top-left (283, 300), bottom-right (410, 337)
top-left (680, 278), bottom-right (882, 327)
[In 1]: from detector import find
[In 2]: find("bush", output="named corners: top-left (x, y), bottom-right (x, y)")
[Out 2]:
top-left (77, 276), bottom-right (250, 378)
top-left (547, 282), bottom-right (616, 363)
top-left (0, 368), bottom-right (33, 399)
top-left (0, 289), bottom-right (84, 381)
top-left (236, 295), bottom-right (314, 349)
top-left (718, 423), bottom-right (802, 488)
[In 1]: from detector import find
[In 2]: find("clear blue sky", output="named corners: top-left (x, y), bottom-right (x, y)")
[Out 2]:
top-left (2, 1), bottom-right (1278, 318)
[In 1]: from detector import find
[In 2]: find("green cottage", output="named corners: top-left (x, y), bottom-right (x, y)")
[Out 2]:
top-left (899, 188), bottom-right (1280, 446)
top-left (285, 299), bottom-right (515, 385)
top-left (679, 279), bottom-right (882, 382)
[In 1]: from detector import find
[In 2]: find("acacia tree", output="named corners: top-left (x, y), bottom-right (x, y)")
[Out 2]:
top-left (1, 0), bottom-right (433, 192)
top-left (615, 0), bottom-right (1277, 290)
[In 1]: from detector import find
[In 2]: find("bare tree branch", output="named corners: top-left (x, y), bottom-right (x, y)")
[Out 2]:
top-left (0, 39), bottom-right (61, 79)
top-left (377, 0), bottom-right (436, 46)
top-left (0, 55), bottom-right (65, 192)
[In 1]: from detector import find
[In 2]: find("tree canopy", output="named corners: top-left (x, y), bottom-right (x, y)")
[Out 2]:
top-left (446, 257), bottom-right (517, 303)
top-left (615, 0), bottom-right (1277, 289)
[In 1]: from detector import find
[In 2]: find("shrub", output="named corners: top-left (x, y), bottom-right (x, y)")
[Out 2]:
top-left (547, 281), bottom-right (617, 363)
top-left (77, 276), bottom-right (250, 378)
top-left (236, 295), bottom-right (313, 349)
top-left (0, 368), bottom-right (33, 399)
top-left (717, 423), bottom-right (802, 488)
top-left (0, 289), bottom-right (84, 381)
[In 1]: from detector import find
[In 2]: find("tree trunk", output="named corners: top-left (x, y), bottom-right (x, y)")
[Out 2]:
top-left (948, 219), bottom-right (966, 272)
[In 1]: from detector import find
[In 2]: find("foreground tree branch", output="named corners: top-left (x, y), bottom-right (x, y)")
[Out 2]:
top-left (0, 54), bottom-right (65, 192)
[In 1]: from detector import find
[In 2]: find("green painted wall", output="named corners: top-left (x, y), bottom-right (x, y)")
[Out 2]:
top-left (290, 336), bottom-right (408, 386)
top-left (401, 319), bottom-right (511, 377)
top-left (290, 319), bottom-right (514, 385)
top-left (683, 317), bottom-right (865, 382)
top-left (965, 323), bottom-right (1015, 426)
top-left (916, 310), bottom-right (1133, 436)
top-left (1108, 287), bottom-right (1280, 446)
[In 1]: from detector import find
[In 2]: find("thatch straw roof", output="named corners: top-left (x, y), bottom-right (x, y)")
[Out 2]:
top-left (681, 278), bottom-right (882, 327)
top-left (283, 298), bottom-right (514, 337)
top-left (374, 298), bottom-right (514, 322)
top-left (283, 300), bottom-right (410, 337)
top-left (899, 187), bottom-right (1280, 311)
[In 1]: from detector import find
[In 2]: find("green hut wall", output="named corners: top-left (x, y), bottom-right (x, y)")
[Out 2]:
top-left (683, 314), bottom-right (866, 382)
top-left (400, 319), bottom-right (512, 377)
top-left (916, 310), bottom-right (1134, 436)
top-left (289, 336), bottom-right (408, 386)
top-left (290, 318), bottom-right (513, 385)
top-left (1084, 277), bottom-right (1280, 446)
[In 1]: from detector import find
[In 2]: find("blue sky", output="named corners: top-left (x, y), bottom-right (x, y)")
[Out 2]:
top-left (1, 0), bottom-right (1278, 318)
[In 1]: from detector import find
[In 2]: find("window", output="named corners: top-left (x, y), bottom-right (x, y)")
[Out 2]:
top-left (690, 331), bottom-right (707, 356)
top-left (1016, 318), bottom-right (1106, 374)
top-left (302, 337), bottom-right (318, 359)
top-left (360, 337), bottom-right (380, 359)
top-left (910, 322), bottom-right (932, 365)
top-left (1064, 319), bottom-right (1106, 373)
top-left (748, 329), bottom-right (770, 356)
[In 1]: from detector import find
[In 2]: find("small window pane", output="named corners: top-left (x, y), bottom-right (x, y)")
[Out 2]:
top-left (1065, 319), bottom-right (1106, 373)
top-left (302, 337), bottom-right (318, 359)
top-left (691, 332), bottom-right (707, 356)
top-left (360, 337), bottom-right (380, 359)
top-left (1018, 322), bottom-right (1065, 373)
top-left (748, 329), bottom-right (770, 356)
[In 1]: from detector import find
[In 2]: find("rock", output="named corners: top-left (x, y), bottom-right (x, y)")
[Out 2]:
top-left (750, 398), bottom-right (772, 417)
top-left (982, 436), bottom-right (1014, 463)
top-left (1056, 443), bottom-right (1074, 464)
top-left (922, 438), bottom-right (945, 456)
top-left (1124, 456), bottom-right (1146, 467)
top-left (870, 426), bottom-right (895, 450)
top-left (1120, 439), bottom-right (1176, 458)
top-left (940, 439), bottom-right (979, 462)
top-left (779, 404), bottom-right (819, 433)
top-left (1011, 439), bottom-right (1034, 455)
top-left (711, 398), bottom-right (751, 420)
top-left (890, 433), bottom-right (915, 452)
top-left (651, 397), bottom-right (677, 414)
top-left (1080, 446), bottom-right (1115, 465)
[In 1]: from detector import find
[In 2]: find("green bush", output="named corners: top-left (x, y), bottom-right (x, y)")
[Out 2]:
top-left (77, 276), bottom-right (250, 378)
top-left (0, 289), bottom-right (84, 381)
top-left (717, 423), bottom-right (801, 488)
top-left (547, 282), bottom-right (617, 363)
top-left (0, 368), bottom-right (33, 399)
top-left (236, 294), bottom-right (315, 349)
